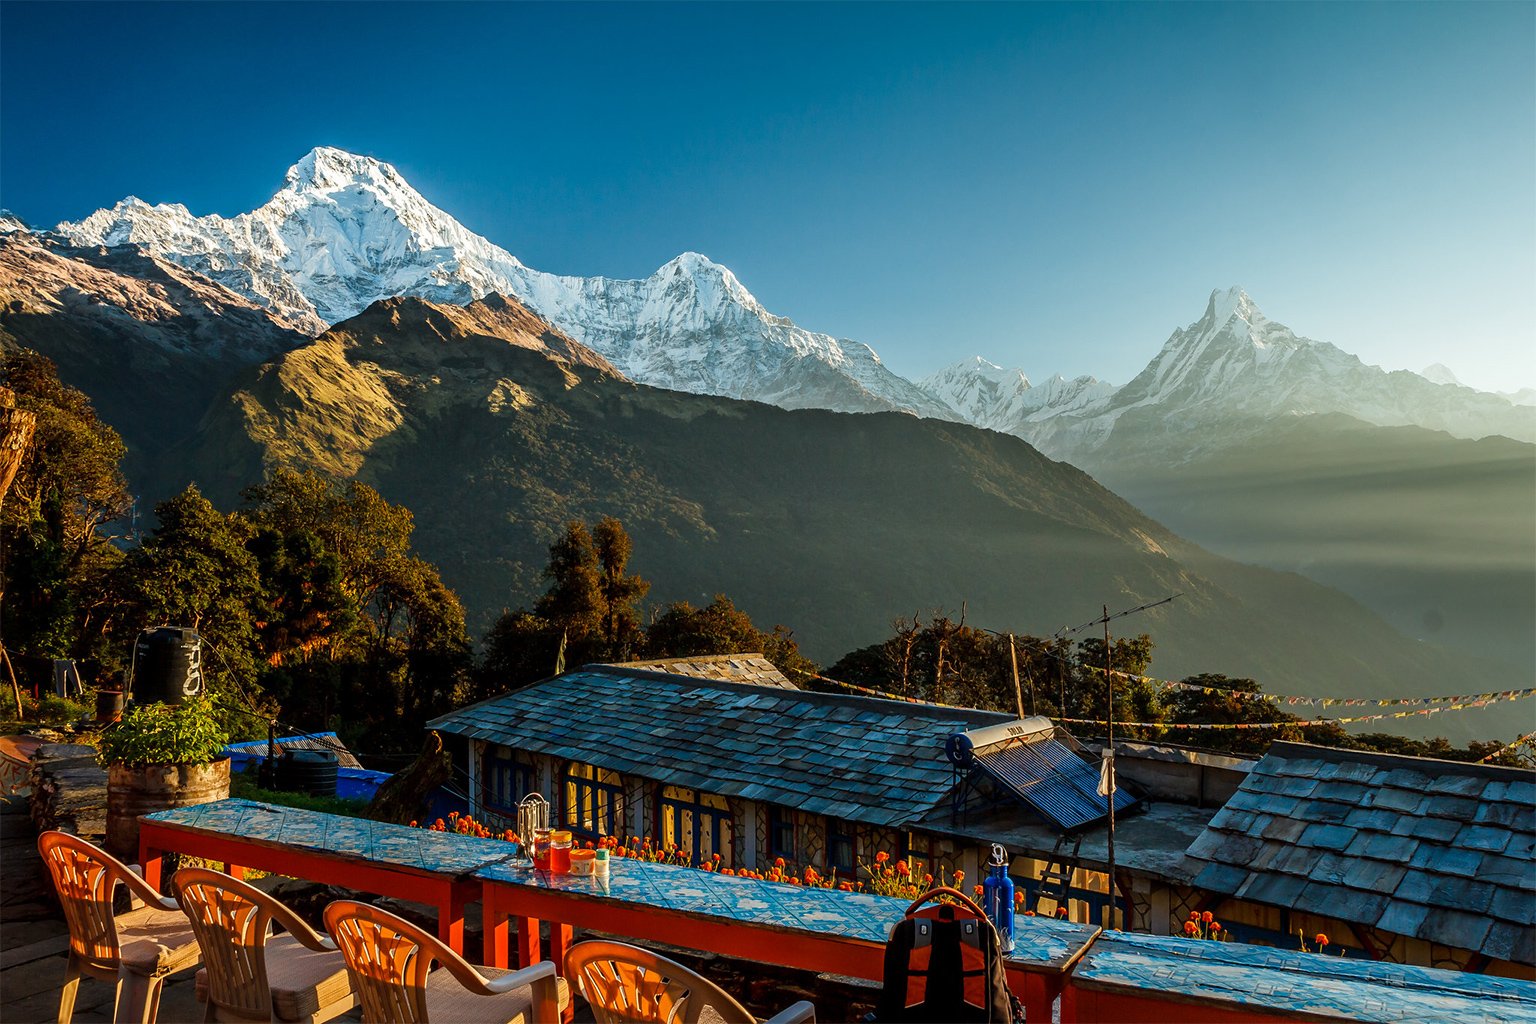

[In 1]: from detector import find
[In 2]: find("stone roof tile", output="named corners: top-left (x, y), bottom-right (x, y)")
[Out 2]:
top-left (1182, 742), bottom-right (1536, 965)
top-left (431, 666), bottom-right (1009, 830)
top-left (1418, 907), bottom-right (1493, 953)
top-left (1457, 824), bottom-right (1514, 854)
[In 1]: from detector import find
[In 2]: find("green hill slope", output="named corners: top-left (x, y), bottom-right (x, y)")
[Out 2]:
top-left (172, 297), bottom-right (1520, 730)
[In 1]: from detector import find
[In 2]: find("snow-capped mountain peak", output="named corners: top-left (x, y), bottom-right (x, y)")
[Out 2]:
top-left (283, 146), bottom-right (401, 192)
top-left (0, 209), bottom-right (30, 234)
top-left (1043, 287), bottom-right (1536, 456)
top-left (53, 147), bottom-right (949, 418)
top-left (1205, 285), bottom-right (1264, 334)
top-left (1419, 363), bottom-right (1462, 386)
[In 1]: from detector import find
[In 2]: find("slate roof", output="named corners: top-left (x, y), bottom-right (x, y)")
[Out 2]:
top-left (606, 654), bottom-right (796, 689)
top-left (428, 665), bottom-right (1008, 828)
top-left (1184, 741), bottom-right (1536, 965)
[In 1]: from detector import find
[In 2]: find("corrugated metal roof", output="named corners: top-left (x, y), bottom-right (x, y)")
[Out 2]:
top-left (429, 665), bottom-right (1007, 829)
top-left (1185, 741), bottom-right (1536, 966)
top-left (973, 735), bottom-right (1137, 832)
top-left (604, 654), bottom-right (796, 689)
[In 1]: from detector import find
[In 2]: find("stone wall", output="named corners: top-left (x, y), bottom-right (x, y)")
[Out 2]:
top-left (28, 743), bottom-right (106, 840)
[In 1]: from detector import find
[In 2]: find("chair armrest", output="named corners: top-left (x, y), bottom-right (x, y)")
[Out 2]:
top-left (462, 959), bottom-right (557, 997)
top-left (120, 863), bottom-right (180, 911)
top-left (763, 1000), bottom-right (817, 1024)
top-left (263, 896), bottom-right (337, 953)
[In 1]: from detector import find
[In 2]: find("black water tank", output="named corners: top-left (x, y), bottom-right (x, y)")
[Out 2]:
top-left (275, 749), bottom-right (338, 798)
top-left (132, 628), bottom-right (204, 705)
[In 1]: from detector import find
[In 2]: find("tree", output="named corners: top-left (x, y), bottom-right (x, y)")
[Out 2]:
top-left (243, 470), bottom-right (413, 608)
top-left (482, 517), bottom-right (658, 693)
top-left (533, 520), bottom-right (604, 647)
top-left (242, 470), bottom-right (472, 750)
top-left (645, 595), bottom-right (814, 679)
top-left (0, 352), bottom-right (130, 664)
top-left (591, 516), bottom-right (648, 660)
top-left (1160, 674), bottom-right (1336, 756)
top-left (113, 485), bottom-right (267, 731)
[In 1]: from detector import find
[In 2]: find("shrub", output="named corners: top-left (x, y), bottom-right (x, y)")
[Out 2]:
top-left (96, 695), bottom-right (228, 767)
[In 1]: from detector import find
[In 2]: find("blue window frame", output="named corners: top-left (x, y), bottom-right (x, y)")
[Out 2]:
top-left (563, 763), bottom-right (625, 839)
top-left (768, 806), bottom-right (797, 861)
top-left (659, 786), bottom-right (734, 867)
top-left (483, 747), bottom-right (537, 815)
top-left (827, 819), bottom-right (856, 876)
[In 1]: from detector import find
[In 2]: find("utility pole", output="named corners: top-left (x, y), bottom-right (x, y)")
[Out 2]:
top-left (1008, 633), bottom-right (1025, 720)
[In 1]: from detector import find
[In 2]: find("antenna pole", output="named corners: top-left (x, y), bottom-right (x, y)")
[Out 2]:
top-left (1103, 605), bottom-right (1118, 930)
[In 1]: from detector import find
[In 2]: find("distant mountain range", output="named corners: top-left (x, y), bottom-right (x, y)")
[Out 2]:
top-left (29, 149), bottom-right (1532, 454)
top-left (2, 146), bottom-right (1531, 691)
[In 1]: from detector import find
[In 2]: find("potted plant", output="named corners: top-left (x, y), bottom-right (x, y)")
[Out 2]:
top-left (99, 694), bottom-right (231, 861)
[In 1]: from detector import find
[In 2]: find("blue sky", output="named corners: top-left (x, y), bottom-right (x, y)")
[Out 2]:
top-left (2, 2), bottom-right (1532, 391)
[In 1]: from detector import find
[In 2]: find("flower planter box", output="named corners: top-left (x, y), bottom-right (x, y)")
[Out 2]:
top-left (106, 757), bottom-right (230, 862)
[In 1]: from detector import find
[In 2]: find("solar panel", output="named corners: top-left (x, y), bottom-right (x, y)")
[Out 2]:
top-left (971, 737), bottom-right (1137, 832)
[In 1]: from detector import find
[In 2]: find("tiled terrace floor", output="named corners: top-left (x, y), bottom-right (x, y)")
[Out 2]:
top-left (1, 794), bottom-right (209, 1022)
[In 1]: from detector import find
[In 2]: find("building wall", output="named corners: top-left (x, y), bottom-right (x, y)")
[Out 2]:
top-left (461, 738), bottom-right (1522, 976)
top-left (468, 739), bottom-right (993, 887)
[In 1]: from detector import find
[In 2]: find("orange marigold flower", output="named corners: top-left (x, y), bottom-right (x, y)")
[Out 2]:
top-left (952, 870), bottom-right (964, 883)
top-left (1189, 910), bottom-right (1199, 921)
top-left (1184, 921), bottom-right (1198, 936)
top-left (1315, 934), bottom-right (1329, 947)
top-left (774, 857), bottom-right (786, 868)
top-left (1210, 923), bottom-right (1222, 933)
top-left (922, 873), bottom-right (933, 885)
top-left (1024, 910), bottom-right (1036, 917)
top-left (1202, 911), bottom-right (1214, 924)
top-left (973, 884), bottom-right (984, 898)
top-left (875, 851), bottom-right (890, 864)
top-left (896, 861), bottom-right (910, 877)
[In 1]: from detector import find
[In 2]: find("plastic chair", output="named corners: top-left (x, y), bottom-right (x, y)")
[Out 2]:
top-left (565, 940), bottom-right (816, 1024)
top-left (322, 899), bottom-right (569, 1023)
top-left (37, 829), bottom-right (202, 1024)
top-left (173, 867), bottom-right (357, 1023)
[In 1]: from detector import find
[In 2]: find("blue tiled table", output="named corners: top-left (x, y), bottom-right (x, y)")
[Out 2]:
top-left (138, 798), bottom-right (512, 954)
top-left (477, 856), bottom-right (1101, 1022)
top-left (1063, 931), bottom-right (1536, 1024)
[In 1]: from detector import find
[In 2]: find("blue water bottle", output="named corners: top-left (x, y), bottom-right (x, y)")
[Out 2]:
top-left (982, 843), bottom-right (1015, 953)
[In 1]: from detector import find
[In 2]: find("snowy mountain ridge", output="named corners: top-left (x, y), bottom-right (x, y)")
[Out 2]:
top-left (54, 147), bottom-right (952, 419)
top-left (920, 356), bottom-right (1114, 436)
top-left (1019, 286), bottom-right (1536, 458)
top-left (44, 147), bottom-right (1534, 451)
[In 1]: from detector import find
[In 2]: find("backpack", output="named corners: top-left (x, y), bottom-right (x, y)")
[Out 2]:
top-left (872, 886), bottom-right (1017, 1023)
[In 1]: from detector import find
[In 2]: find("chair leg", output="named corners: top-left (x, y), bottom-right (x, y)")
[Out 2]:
top-left (56, 955), bottom-right (82, 1024)
top-left (113, 968), bottom-right (163, 1024)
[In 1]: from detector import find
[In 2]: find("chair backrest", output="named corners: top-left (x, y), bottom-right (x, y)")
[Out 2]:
top-left (172, 867), bottom-right (304, 1022)
top-left (37, 830), bottom-right (147, 973)
top-left (322, 900), bottom-right (446, 1024)
top-left (565, 940), bottom-right (754, 1024)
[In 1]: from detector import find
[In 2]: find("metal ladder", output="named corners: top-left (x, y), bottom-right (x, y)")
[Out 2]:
top-left (1033, 834), bottom-right (1082, 914)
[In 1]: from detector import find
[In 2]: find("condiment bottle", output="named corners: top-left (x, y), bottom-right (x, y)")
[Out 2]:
top-left (550, 830), bottom-right (573, 873)
top-left (532, 827), bottom-right (553, 871)
top-left (594, 847), bottom-right (610, 881)
top-left (569, 848), bottom-right (596, 877)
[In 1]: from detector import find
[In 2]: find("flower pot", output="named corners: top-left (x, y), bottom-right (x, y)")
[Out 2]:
top-left (106, 757), bottom-right (230, 863)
